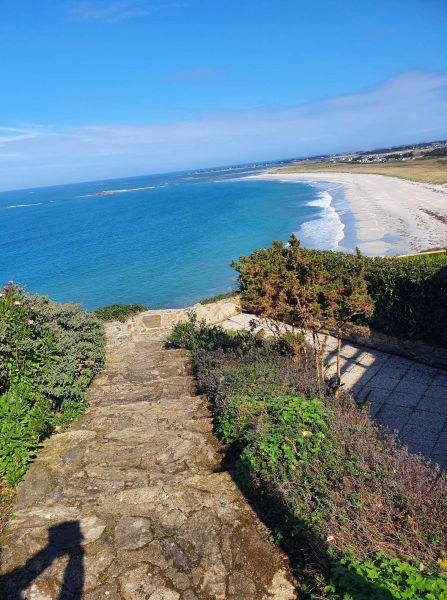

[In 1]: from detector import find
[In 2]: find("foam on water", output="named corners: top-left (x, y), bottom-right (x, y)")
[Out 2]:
top-left (0, 166), bottom-right (358, 308)
top-left (5, 203), bottom-right (43, 209)
top-left (297, 188), bottom-right (346, 251)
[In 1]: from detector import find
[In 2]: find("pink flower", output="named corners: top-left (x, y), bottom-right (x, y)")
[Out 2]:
top-left (7, 280), bottom-right (13, 285)
top-left (0, 293), bottom-right (3, 298)
top-left (28, 319), bottom-right (34, 325)
top-left (14, 301), bottom-right (20, 306)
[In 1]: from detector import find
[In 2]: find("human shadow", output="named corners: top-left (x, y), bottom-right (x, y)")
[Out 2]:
top-left (0, 521), bottom-right (84, 600)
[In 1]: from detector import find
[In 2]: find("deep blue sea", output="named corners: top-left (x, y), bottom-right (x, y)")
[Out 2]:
top-left (1, 165), bottom-right (357, 309)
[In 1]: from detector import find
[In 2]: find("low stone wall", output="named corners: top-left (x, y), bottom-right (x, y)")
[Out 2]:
top-left (122, 297), bottom-right (242, 335)
top-left (113, 297), bottom-right (447, 371)
top-left (345, 330), bottom-right (447, 372)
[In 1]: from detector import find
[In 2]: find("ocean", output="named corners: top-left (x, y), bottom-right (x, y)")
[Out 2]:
top-left (0, 165), bottom-right (357, 309)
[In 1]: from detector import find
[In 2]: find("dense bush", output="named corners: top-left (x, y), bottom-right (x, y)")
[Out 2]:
top-left (94, 303), bottom-right (147, 322)
top-left (312, 249), bottom-right (447, 345)
top-left (193, 343), bottom-right (320, 411)
top-left (365, 255), bottom-right (447, 344)
top-left (166, 313), bottom-right (236, 352)
top-left (233, 238), bottom-right (447, 347)
top-left (0, 282), bottom-right (104, 485)
top-left (169, 316), bottom-right (447, 598)
top-left (232, 236), bottom-right (374, 389)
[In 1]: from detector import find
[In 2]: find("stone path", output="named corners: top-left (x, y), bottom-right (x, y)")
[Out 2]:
top-left (0, 320), bottom-right (295, 599)
top-left (221, 313), bottom-right (447, 470)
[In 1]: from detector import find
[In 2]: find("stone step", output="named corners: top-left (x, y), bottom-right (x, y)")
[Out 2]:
top-left (0, 326), bottom-right (296, 599)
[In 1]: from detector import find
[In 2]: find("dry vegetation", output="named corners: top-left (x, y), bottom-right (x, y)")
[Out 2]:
top-left (276, 157), bottom-right (447, 185)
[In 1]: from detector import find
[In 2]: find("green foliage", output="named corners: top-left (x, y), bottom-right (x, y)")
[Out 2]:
top-left (365, 255), bottom-right (447, 344)
top-left (173, 315), bottom-right (447, 597)
top-left (228, 395), bottom-right (330, 491)
top-left (320, 250), bottom-right (447, 344)
top-left (232, 236), bottom-right (374, 387)
top-left (275, 330), bottom-right (309, 358)
top-left (233, 239), bottom-right (447, 346)
top-left (327, 554), bottom-right (447, 599)
top-left (0, 282), bottom-right (105, 485)
top-left (94, 303), bottom-right (147, 322)
top-left (216, 394), bottom-right (264, 444)
top-left (0, 384), bottom-right (50, 485)
top-left (167, 313), bottom-right (236, 352)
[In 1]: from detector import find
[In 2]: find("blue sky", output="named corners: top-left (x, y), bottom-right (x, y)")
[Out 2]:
top-left (1, 0), bottom-right (447, 190)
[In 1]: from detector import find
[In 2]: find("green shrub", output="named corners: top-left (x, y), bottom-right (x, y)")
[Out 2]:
top-left (316, 250), bottom-right (447, 343)
top-left (170, 315), bottom-right (447, 596)
top-left (0, 282), bottom-right (104, 485)
top-left (229, 395), bottom-right (330, 489)
top-left (94, 303), bottom-right (147, 322)
top-left (233, 239), bottom-right (447, 347)
top-left (167, 313), bottom-right (237, 352)
top-left (0, 384), bottom-right (51, 485)
top-left (365, 255), bottom-right (447, 344)
top-left (327, 554), bottom-right (447, 599)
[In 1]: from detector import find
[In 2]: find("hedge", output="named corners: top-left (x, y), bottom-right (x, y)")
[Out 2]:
top-left (234, 240), bottom-right (447, 347)
top-left (313, 250), bottom-right (447, 345)
top-left (0, 282), bottom-right (105, 485)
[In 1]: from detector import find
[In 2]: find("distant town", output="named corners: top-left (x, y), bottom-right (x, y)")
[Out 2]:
top-left (301, 139), bottom-right (447, 165)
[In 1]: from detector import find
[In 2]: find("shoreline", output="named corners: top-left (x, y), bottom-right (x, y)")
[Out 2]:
top-left (300, 179), bottom-right (360, 253)
top-left (250, 172), bottom-right (447, 256)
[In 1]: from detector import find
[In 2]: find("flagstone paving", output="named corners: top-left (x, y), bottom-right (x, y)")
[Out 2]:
top-left (221, 312), bottom-right (447, 469)
top-left (0, 320), bottom-right (296, 599)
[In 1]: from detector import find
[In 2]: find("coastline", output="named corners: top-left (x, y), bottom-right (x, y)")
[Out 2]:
top-left (250, 172), bottom-right (447, 256)
top-left (298, 179), bottom-right (360, 253)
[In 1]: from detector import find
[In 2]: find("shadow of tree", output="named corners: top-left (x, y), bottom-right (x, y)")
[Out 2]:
top-left (0, 521), bottom-right (84, 599)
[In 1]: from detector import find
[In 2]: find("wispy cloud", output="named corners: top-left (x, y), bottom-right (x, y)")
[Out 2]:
top-left (1, 71), bottom-right (446, 190)
top-left (0, 125), bottom-right (55, 145)
top-left (68, 1), bottom-right (187, 23)
top-left (170, 67), bottom-right (227, 84)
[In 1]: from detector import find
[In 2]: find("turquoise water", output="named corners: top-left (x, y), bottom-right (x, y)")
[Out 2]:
top-left (1, 165), bottom-right (355, 309)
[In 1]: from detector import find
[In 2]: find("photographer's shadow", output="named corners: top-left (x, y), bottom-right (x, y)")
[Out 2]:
top-left (0, 521), bottom-right (84, 599)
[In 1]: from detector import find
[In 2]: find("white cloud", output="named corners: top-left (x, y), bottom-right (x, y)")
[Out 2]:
top-left (0, 124), bottom-right (55, 145)
top-left (1, 71), bottom-right (446, 190)
top-left (68, 0), bottom-right (187, 23)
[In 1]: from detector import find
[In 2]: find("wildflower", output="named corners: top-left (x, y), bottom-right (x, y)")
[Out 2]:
top-left (0, 293), bottom-right (3, 298)
top-left (7, 280), bottom-right (13, 285)
top-left (301, 430), bottom-right (313, 437)
top-left (14, 301), bottom-right (21, 306)
top-left (326, 535), bottom-right (335, 542)
top-left (28, 319), bottom-right (34, 325)
top-left (438, 558), bottom-right (447, 570)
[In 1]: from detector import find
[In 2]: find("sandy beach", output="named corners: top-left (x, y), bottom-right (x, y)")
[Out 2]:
top-left (253, 172), bottom-right (447, 255)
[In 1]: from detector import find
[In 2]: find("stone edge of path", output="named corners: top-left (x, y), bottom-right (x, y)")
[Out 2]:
top-left (131, 296), bottom-right (447, 372)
